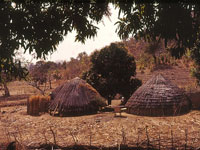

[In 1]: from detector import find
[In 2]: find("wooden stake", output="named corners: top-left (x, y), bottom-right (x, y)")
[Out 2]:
top-left (145, 126), bottom-right (150, 149)
top-left (185, 129), bottom-right (188, 150)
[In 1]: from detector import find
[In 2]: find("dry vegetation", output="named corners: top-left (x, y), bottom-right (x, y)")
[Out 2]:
top-left (1, 41), bottom-right (200, 149)
top-left (1, 64), bottom-right (200, 149)
top-left (1, 105), bottom-right (200, 150)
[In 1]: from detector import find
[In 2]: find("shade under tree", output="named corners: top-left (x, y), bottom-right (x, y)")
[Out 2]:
top-left (49, 77), bottom-right (106, 116)
top-left (125, 74), bottom-right (191, 116)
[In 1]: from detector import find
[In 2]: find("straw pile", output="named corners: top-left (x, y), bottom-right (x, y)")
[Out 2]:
top-left (27, 95), bottom-right (50, 116)
top-left (125, 74), bottom-right (191, 116)
top-left (49, 77), bottom-right (106, 116)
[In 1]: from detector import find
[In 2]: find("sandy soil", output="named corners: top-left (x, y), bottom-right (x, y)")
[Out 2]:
top-left (1, 105), bottom-right (200, 149)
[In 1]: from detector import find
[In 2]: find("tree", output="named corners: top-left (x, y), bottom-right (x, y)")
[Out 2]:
top-left (191, 39), bottom-right (200, 85)
top-left (63, 52), bottom-right (90, 80)
top-left (115, 2), bottom-right (199, 58)
top-left (114, 2), bottom-right (200, 83)
top-left (28, 60), bottom-right (58, 94)
top-left (0, 59), bottom-right (28, 97)
top-left (2, 1), bottom-right (200, 85)
top-left (0, 0), bottom-right (110, 84)
top-left (144, 39), bottom-right (162, 64)
top-left (82, 42), bottom-right (141, 105)
top-left (0, 49), bottom-right (28, 97)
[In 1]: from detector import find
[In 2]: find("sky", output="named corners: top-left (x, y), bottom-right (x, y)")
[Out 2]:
top-left (25, 5), bottom-right (121, 63)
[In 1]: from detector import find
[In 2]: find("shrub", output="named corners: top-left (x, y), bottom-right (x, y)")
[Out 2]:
top-left (90, 96), bottom-right (107, 110)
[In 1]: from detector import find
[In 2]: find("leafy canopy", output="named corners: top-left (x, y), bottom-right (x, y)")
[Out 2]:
top-left (82, 42), bottom-right (142, 104)
top-left (114, 1), bottom-right (199, 58)
top-left (1, 1), bottom-right (200, 83)
top-left (0, 0), bottom-right (110, 82)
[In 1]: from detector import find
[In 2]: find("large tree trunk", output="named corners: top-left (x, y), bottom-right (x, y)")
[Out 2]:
top-left (3, 82), bottom-right (10, 97)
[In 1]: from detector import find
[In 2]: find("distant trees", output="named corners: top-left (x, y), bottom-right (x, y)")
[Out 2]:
top-left (28, 60), bottom-right (61, 94)
top-left (2, 1), bottom-right (200, 87)
top-left (2, 1), bottom-right (200, 89)
top-left (63, 52), bottom-right (90, 80)
top-left (82, 43), bottom-right (142, 105)
top-left (144, 39), bottom-right (162, 64)
top-left (28, 52), bottom-right (90, 95)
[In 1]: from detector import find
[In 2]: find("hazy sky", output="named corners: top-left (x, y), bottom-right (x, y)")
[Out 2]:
top-left (25, 5), bottom-right (121, 63)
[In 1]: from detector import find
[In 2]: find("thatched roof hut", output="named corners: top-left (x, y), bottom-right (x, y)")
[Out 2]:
top-left (125, 74), bottom-right (191, 116)
top-left (49, 77), bottom-right (106, 115)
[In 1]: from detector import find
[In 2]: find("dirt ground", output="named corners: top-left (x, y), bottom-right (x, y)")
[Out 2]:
top-left (0, 65), bottom-right (200, 149)
top-left (1, 105), bottom-right (200, 149)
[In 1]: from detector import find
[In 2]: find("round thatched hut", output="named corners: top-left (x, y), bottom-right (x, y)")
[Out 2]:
top-left (49, 77), bottom-right (106, 116)
top-left (125, 74), bottom-right (191, 116)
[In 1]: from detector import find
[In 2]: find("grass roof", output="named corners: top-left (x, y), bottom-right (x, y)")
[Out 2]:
top-left (49, 77), bottom-right (106, 116)
top-left (125, 74), bottom-right (191, 116)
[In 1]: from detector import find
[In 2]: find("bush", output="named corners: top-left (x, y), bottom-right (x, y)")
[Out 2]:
top-left (82, 42), bottom-right (142, 105)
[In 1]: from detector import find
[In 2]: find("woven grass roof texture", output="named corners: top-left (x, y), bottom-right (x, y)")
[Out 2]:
top-left (125, 74), bottom-right (191, 116)
top-left (49, 77), bottom-right (106, 115)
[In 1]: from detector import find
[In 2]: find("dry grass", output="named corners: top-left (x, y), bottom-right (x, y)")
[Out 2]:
top-left (1, 105), bottom-right (200, 149)
top-left (0, 63), bottom-right (200, 149)
top-left (27, 95), bottom-right (50, 116)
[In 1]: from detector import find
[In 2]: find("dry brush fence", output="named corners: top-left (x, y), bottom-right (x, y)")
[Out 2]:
top-left (4, 122), bottom-right (200, 150)
top-left (2, 106), bottom-right (200, 150)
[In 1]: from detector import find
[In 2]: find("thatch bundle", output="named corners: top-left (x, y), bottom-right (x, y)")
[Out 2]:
top-left (49, 77), bottom-right (106, 115)
top-left (27, 95), bottom-right (50, 116)
top-left (125, 74), bottom-right (191, 116)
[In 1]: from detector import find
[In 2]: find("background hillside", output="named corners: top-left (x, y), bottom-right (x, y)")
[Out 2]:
top-left (0, 38), bottom-right (199, 106)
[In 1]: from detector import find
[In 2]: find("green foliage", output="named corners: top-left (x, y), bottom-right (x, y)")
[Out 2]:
top-left (0, 54), bottom-right (28, 96)
top-left (190, 40), bottom-right (200, 85)
top-left (0, 59), bottom-right (28, 82)
top-left (0, 0), bottom-right (110, 83)
top-left (82, 42), bottom-right (142, 104)
top-left (115, 2), bottom-right (199, 58)
top-left (2, 1), bottom-right (200, 88)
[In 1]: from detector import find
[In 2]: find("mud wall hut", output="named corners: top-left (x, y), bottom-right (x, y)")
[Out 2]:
top-left (125, 74), bottom-right (191, 116)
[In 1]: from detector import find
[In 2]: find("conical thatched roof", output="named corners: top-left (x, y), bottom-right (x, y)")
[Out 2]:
top-left (49, 77), bottom-right (106, 115)
top-left (125, 74), bottom-right (191, 116)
